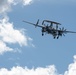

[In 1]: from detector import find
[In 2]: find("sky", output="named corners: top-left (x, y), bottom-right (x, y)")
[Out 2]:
top-left (0, 0), bottom-right (76, 75)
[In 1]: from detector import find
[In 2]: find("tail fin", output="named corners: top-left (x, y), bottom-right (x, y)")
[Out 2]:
top-left (35, 19), bottom-right (39, 27)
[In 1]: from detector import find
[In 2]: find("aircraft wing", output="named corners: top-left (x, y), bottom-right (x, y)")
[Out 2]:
top-left (63, 31), bottom-right (76, 33)
top-left (57, 29), bottom-right (76, 33)
top-left (23, 20), bottom-right (43, 28)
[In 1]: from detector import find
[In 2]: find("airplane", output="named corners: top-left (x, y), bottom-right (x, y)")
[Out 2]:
top-left (23, 19), bottom-right (76, 39)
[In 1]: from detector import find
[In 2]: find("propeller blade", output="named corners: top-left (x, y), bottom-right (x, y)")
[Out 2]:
top-left (63, 33), bottom-right (65, 36)
top-left (59, 28), bottom-right (61, 30)
top-left (62, 27), bottom-right (64, 31)
top-left (64, 29), bottom-right (67, 31)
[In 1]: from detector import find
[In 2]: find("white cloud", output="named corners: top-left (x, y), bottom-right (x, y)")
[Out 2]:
top-left (0, 0), bottom-right (34, 54)
top-left (0, 65), bottom-right (59, 75)
top-left (22, 0), bottom-right (33, 5)
top-left (0, 40), bottom-right (13, 54)
top-left (0, 0), bottom-right (33, 14)
top-left (64, 55), bottom-right (76, 75)
top-left (0, 17), bottom-right (34, 54)
top-left (0, 0), bottom-right (14, 14)
top-left (0, 18), bottom-right (27, 45)
top-left (0, 55), bottom-right (76, 75)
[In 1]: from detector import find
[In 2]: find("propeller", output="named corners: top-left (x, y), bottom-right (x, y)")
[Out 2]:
top-left (59, 27), bottom-right (67, 36)
top-left (62, 27), bottom-right (64, 31)
top-left (59, 28), bottom-right (61, 30)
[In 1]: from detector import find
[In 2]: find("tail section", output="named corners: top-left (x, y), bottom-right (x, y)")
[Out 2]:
top-left (35, 19), bottom-right (39, 27)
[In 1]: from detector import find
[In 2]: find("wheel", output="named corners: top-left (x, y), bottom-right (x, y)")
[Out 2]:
top-left (57, 36), bottom-right (59, 39)
top-left (53, 36), bottom-right (55, 39)
top-left (42, 33), bottom-right (44, 36)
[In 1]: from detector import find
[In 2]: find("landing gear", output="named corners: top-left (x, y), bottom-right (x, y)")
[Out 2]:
top-left (41, 28), bottom-right (45, 36)
top-left (53, 36), bottom-right (56, 39)
top-left (57, 36), bottom-right (59, 39)
top-left (42, 33), bottom-right (44, 36)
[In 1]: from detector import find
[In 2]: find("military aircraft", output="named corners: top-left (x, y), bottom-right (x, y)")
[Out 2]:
top-left (23, 19), bottom-right (76, 39)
